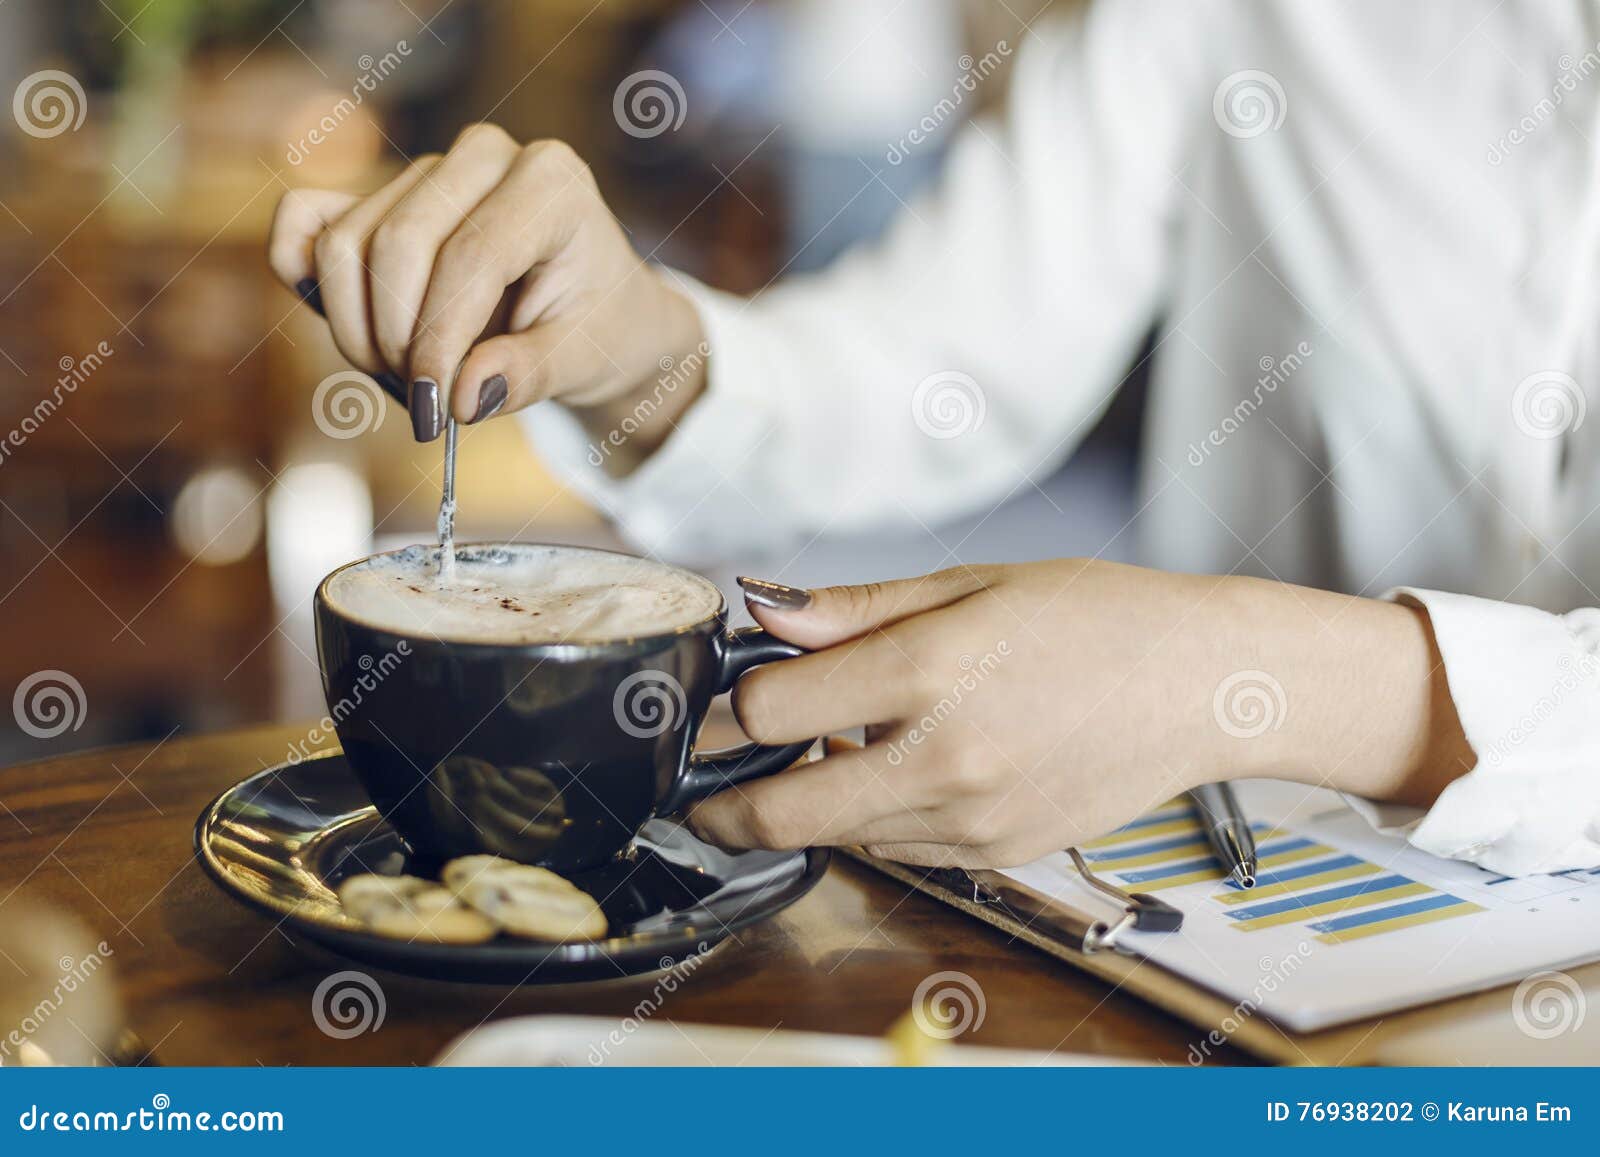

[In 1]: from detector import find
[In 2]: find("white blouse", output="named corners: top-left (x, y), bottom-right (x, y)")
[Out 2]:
top-left (526, 0), bottom-right (1600, 875)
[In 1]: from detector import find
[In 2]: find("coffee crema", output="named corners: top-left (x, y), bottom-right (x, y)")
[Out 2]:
top-left (323, 544), bottom-right (724, 644)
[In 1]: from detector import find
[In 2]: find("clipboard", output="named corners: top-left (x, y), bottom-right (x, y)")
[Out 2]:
top-left (848, 812), bottom-right (1600, 1067)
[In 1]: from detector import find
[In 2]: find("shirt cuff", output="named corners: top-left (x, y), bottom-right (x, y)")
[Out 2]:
top-left (1347, 587), bottom-right (1600, 876)
top-left (517, 274), bottom-right (777, 561)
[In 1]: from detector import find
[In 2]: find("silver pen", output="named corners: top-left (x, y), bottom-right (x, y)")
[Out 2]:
top-left (1187, 782), bottom-right (1258, 888)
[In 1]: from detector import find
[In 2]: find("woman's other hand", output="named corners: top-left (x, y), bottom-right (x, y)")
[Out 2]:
top-left (688, 560), bottom-right (1472, 867)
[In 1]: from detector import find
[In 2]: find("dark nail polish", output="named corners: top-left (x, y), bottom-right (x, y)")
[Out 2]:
top-left (294, 277), bottom-right (324, 316)
top-left (737, 576), bottom-right (812, 610)
top-left (469, 374), bottom-right (507, 424)
top-left (409, 377), bottom-right (442, 442)
top-left (374, 371), bottom-right (407, 405)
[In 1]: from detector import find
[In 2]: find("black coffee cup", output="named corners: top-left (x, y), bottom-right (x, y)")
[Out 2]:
top-left (313, 543), bottom-right (814, 872)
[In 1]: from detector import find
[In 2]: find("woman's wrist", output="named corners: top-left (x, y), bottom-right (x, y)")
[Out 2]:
top-left (561, 272), bottom-right (708, 477)
top-left (1213, 576), bottom-right (1474, 804)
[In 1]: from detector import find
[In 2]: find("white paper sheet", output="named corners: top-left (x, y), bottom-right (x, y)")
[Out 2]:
top-left (1002, 780), bottom-right (1600, 1033)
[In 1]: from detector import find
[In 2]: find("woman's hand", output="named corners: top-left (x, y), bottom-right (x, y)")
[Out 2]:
top-left (688, 560), bottom-right (1473, 868)
top-left (267, 124), bottom-right (704, 457)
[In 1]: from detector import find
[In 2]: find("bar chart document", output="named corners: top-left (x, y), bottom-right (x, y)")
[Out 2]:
top-left (1002, 781), bottom-right (1600, 1031)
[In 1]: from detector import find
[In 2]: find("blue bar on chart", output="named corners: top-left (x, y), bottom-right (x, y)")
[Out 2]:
top-left (1307, 892), bottom-right (1483, 944)
top-left (1224, 874), bottom-right (1431, 931)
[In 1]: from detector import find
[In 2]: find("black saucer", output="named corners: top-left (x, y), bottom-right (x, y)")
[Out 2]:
top-left (194, 752), bottom-right (829, 984)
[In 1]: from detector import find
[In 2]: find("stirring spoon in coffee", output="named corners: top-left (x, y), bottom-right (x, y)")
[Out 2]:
top-left (437, 417), bottom-right (458, 583)
top-left (291, 279), bottom-right (464, 581)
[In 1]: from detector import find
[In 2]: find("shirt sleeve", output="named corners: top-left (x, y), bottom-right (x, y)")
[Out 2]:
top-left (520, 0), bottom-right (1209, 561)
top-left (1341, 588), bottom-right (1600, 876)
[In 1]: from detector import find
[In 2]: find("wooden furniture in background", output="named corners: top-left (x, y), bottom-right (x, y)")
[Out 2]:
top-left (0, 223), bottom-right (281, 762)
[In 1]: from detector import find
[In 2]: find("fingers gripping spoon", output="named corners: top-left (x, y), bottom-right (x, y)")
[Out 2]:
top-left (290, 280), bottom-right (459, 580)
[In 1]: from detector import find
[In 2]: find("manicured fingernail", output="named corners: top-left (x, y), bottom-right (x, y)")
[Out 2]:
top-left (294, 277), bottom-right (324, 316)
top-left (737, 576), bottom-right (812, 610)
top-left (409, 377), bottom-right (442, 442)
top-left (469, 374), bottom-right (507, 424)
top-left (374, 371), bottom-right (407, 405)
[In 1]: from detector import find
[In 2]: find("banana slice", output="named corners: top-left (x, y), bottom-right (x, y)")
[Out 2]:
top-left (442, 855), bottom-right (608, 942)
top-left (337, 873), bottom-right (497, 944)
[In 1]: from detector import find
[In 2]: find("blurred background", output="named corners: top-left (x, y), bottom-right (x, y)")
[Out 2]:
top-left (0, 0), bottom-right (1143, 765)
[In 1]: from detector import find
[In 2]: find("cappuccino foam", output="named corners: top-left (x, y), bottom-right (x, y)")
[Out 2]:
top-left (325, 544), bottom-right (723, 643)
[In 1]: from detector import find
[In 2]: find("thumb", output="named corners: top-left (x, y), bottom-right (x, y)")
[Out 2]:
top-left (736, 567), bottom-right (988, 650)
top-left (449, 316), bottom-right (577, 426)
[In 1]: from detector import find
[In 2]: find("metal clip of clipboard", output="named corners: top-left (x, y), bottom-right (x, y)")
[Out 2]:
top-left (959, 848), bottom-right (1183, 956)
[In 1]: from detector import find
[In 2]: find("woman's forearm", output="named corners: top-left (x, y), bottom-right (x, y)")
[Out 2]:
top-left (1223, 576), bottom-right (1475, 806)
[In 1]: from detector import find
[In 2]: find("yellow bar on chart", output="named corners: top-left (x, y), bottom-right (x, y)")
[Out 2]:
top-left (1231, 881), bottom-right (1431, 932)
top-left (1313, 901), bottom-right (1484, 944)
top-left (1089, 839), bottom-right (1207, 872)
top-left (1083, 817), bottom-right (1199, 848)
top-left (1091, 828), bottom-right (1286, 873)
top-left (1126, 864), bottom-right (1225, 889)
top-left (1251, 842), bottom-right (1330, 871)
top-left (1214, 860), bottom-right (1381, 905)
top-left (1126, 840), bottom-right (1332, 892)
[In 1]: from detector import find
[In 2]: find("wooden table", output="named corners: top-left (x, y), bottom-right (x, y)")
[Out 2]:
top-left (0, 724), bottom-right (1245, 1065)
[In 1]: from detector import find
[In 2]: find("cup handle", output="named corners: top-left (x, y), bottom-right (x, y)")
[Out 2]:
top-left (658, 627), bottom-right (816, 815)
